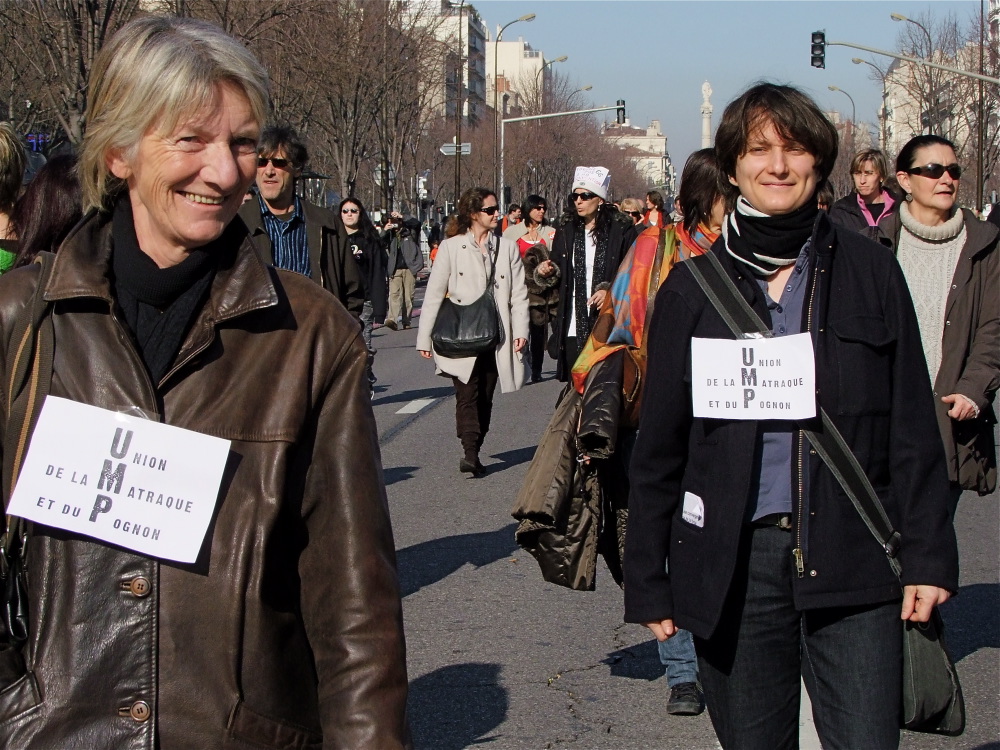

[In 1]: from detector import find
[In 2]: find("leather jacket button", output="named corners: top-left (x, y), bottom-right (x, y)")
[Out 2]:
top-left (129, 577), bottom-right (151, 598)
top-left (129, 701), bottom-right (151, 722)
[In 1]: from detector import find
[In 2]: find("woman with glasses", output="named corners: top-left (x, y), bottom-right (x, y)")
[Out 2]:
top-left (894, 134), bottom-right (999, 507)
top-left (416, 187), bottom-right (529, 475)
top-left (539, 167), bottom-right (637, 381)
top-left (340, 197), bottom-right (388, 394)
top-left (502, 194), bottom-right (556, 253)
top-left (829, 148), bottom-right (899, 249)
top-left (620, 198), bottom-right (646, 228)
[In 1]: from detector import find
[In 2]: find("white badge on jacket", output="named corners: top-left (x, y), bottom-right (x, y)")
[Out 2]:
top-left (682, 492), bottom-right (705, 528)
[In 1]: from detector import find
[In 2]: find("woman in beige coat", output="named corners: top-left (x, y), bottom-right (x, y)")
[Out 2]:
top-left (417, 187), bottom-right (529, 474)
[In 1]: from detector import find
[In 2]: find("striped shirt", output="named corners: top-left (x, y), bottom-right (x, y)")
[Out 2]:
top-left (259, 195), bottom-right (311, 278)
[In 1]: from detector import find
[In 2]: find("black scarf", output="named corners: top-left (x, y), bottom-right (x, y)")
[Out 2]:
top-left (572, 221), bottom-right (608, 342)
top-left (724, 197), bottom-right (817, 276)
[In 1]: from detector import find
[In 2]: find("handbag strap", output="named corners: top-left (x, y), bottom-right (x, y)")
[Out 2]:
top-left (686, 251), bottom-right (903, 578)
top-left (2, 252), bottom-right (56, 572)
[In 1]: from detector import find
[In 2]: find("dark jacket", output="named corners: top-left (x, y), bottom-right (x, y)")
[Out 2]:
top-left (926, 210), bottom-right (999, 494)
top-left (384, 231), bottom-right (424, 276)
top-left (828, 191), bottom-right (900, 250)
top-left (623, 213), bottom-right (959, 640)
top-left (549, 209), bottom-right (637, 380)
top-left (0, 211), bottom-right (410, 749)
top-left (239, 199), bottom-right (365, 319)
top-left (521, 243), bottom-right (559, 327)
top-left (347, 230), bottom-right (389, 321)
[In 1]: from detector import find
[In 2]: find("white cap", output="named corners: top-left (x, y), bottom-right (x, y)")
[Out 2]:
top-left (572, 166), bottom-right (611, 201)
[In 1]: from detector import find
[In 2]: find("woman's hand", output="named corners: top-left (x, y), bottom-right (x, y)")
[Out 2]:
top-left (537, 260), bottom-right (556, 278)
top-left (418, 350), bottom-right (432, 359)
top-left (514, 338), bottom-right (527, 353)
top-left (644, 619), bottom-right (677, 641)
top-left (901, 585), bottom-right (950, 622)
top-left (942, 393), bottom-right (978, 421)
top-left (588, 289), bottom-right (608, 309)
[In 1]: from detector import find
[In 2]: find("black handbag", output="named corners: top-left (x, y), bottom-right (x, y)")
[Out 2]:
top-left (431, 241), bottom-right (503, 358)
top-left (2, 252), bottom-right (56, 648)
top-left (687, 249), bottom-right (965, 736)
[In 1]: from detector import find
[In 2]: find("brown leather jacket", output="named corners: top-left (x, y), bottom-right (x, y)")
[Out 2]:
top-left (0, 211), bottom-right (410, 749)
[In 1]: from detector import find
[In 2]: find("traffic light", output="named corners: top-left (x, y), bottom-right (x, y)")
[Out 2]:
top-left (811, 31), bottom-right (826, 69)
top-left (616, 99), bottom-right (626, 125)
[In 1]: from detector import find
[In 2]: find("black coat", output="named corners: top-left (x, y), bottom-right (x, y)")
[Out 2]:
top-left (827, 191), bottom-right (900, 250)
top-left (346, 231), bottom-right (389, 321)
top-left (623, 213), bottom-right (959, 640)
top-left (549, 209), bottom-right (637, 380)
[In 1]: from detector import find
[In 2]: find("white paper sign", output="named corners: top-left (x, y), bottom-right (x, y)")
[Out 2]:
top-left (7, 397), bottom-right (231, 563)
top-left (691, 334), bottom-right (816, 420)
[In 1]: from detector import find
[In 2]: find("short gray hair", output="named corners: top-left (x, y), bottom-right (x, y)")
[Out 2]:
top-left (80, 16), bottom-right (270, 212)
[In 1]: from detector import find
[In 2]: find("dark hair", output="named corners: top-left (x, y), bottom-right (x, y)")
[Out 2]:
top-left (850, 149), bottom-right (889, 181)
top-left (716, 82), bottom-right (839, 184)
top-left (559, 200), bottom-right (619, 241)
top-left (445, 187), bottom-right (496, 237)
top-left (258, 125), bottom-right (308, 169)
top-left (895, 134), bottom-right (957, 173)
top-left (678, 148), bottom-right (734, 234)
top-left (522, 194), bottom-right (547, 228)
top-left (11, 154), bottom-right (82, 267)
top-left (506, 203), bottom-right (521, 216)
top-left (816, 182), bottom-right (835, 210)
top-left (645, 190), bottom-right (664, 210)
top-left (337, 196), bottom-right (379, 244)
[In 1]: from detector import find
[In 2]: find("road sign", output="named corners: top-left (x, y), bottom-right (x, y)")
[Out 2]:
top-left (440, 142), bottom-right (472, 156)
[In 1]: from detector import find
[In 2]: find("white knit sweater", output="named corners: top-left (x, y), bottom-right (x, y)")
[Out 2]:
top-left (895, 201), bottom-right (966, 384)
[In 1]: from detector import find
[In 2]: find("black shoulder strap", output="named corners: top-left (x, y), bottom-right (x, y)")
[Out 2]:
top-left (686, 250), bottom-right (902, 577)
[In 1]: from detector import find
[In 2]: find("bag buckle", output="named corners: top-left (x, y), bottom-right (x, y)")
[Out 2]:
top-left (884, 531), bottom-right (901, 559)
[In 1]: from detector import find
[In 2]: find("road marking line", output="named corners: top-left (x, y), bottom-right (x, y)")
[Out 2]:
top-left (396, 398), bottom-right (437, 414)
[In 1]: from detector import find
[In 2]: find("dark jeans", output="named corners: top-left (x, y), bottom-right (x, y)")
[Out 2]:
top-left (695, 525), bottom-right (902, 750)
top-left (528, 320), bottom-right (547, 378)
top-left (452, 353), bottom-right (498, 455)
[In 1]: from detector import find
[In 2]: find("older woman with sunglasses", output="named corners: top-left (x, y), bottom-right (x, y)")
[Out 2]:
top-left (895, 134), bottom-right (1000, 506)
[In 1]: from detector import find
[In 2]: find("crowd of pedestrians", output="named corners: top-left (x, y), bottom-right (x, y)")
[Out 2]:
top-left (0, 15), bottom-right (996, 750)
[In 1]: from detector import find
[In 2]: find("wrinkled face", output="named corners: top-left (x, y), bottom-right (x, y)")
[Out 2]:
top-left (852, 160), bottom-right (882, 200)
top-left (572, 189), bottom-right (602, 221)
top-left (255, 146), bottom-right (299, 208)
top-left (341, 201), bottom-right (361, 229)
top-left (108, 82), bottom-right (260, 266)
top-left (730, 120), bottom-right (819, 216)
top-left (473, 195), bottom-right (499, 232)
top-left (896, 143), bottom-right (959, 215)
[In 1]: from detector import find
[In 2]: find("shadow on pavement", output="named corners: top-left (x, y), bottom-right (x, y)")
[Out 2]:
top-left (602, 639), bottom-right (664, 682)
top-left (939, 582), bottom-right (999, 663)
top-left (397, 524), bottom-right (518, 598)
top-left (373, 385), bottom-right (453, 407)
top-left (384, 465), bottom-right (419, 486)
top-left (408, 663), bottom-right (508, 750)
top-left (486, 445), bottom-right (537, 474)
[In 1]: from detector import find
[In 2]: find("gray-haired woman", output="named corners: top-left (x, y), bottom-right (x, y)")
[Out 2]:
top-left (0, 17), bottom-right (409, 749)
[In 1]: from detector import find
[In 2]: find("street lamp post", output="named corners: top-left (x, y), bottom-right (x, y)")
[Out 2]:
top-left (891, 13), bottom-right (938, 134)
top-left (828, 85), bottom-right (856, 125)
top-left (535, 55), bottom-right (568, 111)
top-left (493, 13), bottom-right (535, 193)
top-left (852, 58), bottom-right (890, 149)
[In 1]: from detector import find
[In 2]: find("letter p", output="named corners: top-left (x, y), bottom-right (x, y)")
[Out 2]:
top-left (90, 495), bottom-right (113, 523)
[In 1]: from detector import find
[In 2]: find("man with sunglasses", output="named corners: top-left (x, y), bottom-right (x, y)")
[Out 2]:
top-left (239, 125), bottom-right (364, 319)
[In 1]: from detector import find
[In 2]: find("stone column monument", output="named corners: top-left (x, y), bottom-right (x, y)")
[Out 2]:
top-left (701, 81), bottom-right (713, 148)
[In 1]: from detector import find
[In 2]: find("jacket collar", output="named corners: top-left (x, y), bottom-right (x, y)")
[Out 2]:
top-left (45, 208), bottom-right (280, 325)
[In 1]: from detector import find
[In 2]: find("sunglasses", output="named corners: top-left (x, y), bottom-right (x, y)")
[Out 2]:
top-left (625, 211), bottom-right (642, 219)
top-left (341, 207), bottom-right (359, 214)
top-left (257, 157), bottom-right (292, 169)
top-left (479, 205), bottom-right (500, 215)
top-left (572, 191), bottom-right (599, 202)
top-left (906, 163), bottom-right (962, 180)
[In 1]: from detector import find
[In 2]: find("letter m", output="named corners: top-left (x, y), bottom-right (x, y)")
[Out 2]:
top-left (741, 368), bottom-right (757, 386)
top-left (98, 460), bottom-right (126, 494)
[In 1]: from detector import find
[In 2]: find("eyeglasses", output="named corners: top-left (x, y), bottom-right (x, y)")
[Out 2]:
top-left (341, 207), bottom-right (359, 214)
top-left (906, 163), bottom-right (962, 180)
top-left (625, 211), bottom-right (642, 219)
top-left (479, 205), bottom-right (500, 215)
top-left (532, 206), bottom-right (547, 212)
top-left (572, 191), bottom-right (598, 202)
top-left (257, 157), bottom-right (291, 169)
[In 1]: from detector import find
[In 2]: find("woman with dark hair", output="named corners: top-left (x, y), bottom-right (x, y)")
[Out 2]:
top-left (416, 187), bottom-right (529, 474)
top-left (502, 193), bottom-right (556, 252)
top-left (340, 196), bottom-right (388, 393)
top-left (643, 189), bottom-right (667, 227)
top-left (894, 134), bottom-right (999, 503)
top-left (0, 122), bottom-right (26, 273)
top-left (539, 166), bottom-right (637, 381)
top-left (828, 148), bottom-right (899, 248)
top-left (625, 82), bottom-right (957, 749)
top-left (674, 148), bottom-right (733, 261)
top-left (10, 154), bottom-right (82, 268)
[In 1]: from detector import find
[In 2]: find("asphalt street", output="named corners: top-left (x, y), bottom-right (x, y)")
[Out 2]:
top-left (370, 284), bottom-right (999, 750)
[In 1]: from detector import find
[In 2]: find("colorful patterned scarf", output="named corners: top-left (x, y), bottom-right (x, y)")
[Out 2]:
top-left (571, 225), bottom-right (675, 398)
top-left (674, 222), bottom-right (719, 261)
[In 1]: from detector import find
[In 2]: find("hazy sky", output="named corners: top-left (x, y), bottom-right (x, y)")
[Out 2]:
top-left (473, 0), bottom-right (984, 170)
